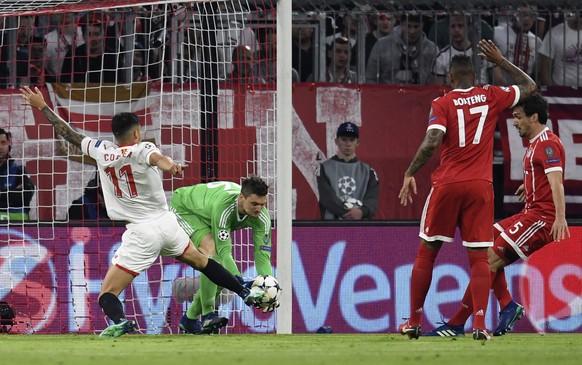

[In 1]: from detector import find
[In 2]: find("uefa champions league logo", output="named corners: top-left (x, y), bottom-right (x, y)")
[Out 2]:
top-left (0, 228), bottom-right (57, 333)
top-left (218, 229), bottom-right (230, 241)
top-left (337, 176), bottom-right (357, 195)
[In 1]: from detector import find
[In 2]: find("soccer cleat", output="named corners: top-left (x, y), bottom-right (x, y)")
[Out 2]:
top-left (398, 321), bottom-right (421, 340)
top-left (472, 328), bottom-right (492, 341)
top-left (423, 322), bottom-right (465, 337)
top-left (179, 314), bottom-right (202, 335)
top-left (99, 319), bottom-right (137, 339)
top-left (200, 313), bottom-right (228, 334)
top-left (241, 287), bottom-right (265, 307)
top-left (493, 300), bottom-right (525, 336)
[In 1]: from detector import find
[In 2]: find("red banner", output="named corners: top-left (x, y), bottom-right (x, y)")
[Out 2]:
top-left (291, 84), bottom-right (445, 220)
top-left (4, 84), bottom-right (582, 220)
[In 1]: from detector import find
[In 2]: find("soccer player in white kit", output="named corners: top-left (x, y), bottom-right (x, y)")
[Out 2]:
top-left (20, 86), bottom-right (265, 338)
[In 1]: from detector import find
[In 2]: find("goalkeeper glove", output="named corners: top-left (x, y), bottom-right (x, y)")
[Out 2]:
top-left (262, 300), bottom-right (280, 313)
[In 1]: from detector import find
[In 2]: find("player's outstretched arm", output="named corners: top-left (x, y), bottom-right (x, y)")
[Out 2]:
top-left (149, 152), bottom-right (188, 176)
top-left (20, 86), bottom-right (85, 149)
top-left (477, 39), bottom-right (537, 101)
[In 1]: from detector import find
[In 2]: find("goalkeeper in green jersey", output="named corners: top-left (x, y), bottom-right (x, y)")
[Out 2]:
top-left (171, 176), bottom-right (275, 334)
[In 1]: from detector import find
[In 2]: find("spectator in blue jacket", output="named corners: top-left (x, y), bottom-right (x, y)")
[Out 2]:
top-left (0, 128), bottom-right (35, 221)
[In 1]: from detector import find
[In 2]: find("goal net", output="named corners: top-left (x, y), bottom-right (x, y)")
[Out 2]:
top-left (0, 0), bottom-right (283, 335)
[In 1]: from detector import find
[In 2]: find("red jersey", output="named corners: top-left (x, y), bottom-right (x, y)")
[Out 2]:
top-left (522, 128), bottom-right (565, 218)
top-left (428, 85), bottom-right (520, 186)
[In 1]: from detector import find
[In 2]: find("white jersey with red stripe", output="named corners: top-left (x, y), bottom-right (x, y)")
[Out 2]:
top-left (81, 137), bottom-right (168, 223)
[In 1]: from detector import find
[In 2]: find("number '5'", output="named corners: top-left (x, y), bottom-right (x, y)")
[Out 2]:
top-left (509, 221), bottom-right (523, 235)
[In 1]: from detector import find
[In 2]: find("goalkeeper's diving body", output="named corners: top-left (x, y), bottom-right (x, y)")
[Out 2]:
top-left (171, 176), bottom-right (276, 335)
top-left (20, 86), bottom-right (266, 339)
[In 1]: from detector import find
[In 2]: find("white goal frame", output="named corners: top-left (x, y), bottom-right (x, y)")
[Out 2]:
top-left (275, 0), bottom-right (292, 334)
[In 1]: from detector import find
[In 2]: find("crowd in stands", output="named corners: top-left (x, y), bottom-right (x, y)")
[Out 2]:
top-left (1, 4), bottom-right (582, 88)
top-left (291, 5), bottom-right (582, 87)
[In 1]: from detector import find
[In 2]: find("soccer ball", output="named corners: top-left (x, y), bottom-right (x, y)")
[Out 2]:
top-left (251, 275), bottom-right (281, 305)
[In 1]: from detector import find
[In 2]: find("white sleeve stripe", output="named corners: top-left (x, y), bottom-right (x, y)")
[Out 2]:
top-left (258, 211), bottom-right (271, 231)
top-left (427, 124), bottom-right (446, 133)
top-left (85, 139), bottom-right (93, 158)
top-left (219, 205), bottom-right (235, 228)
top-left (510, 85), bottom-right (520, 107)
top-left (545, 166), bottom-right (563, 174)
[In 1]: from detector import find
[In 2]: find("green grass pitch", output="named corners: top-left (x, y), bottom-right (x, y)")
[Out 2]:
top-left (1, 333), bottom-right (581, 365)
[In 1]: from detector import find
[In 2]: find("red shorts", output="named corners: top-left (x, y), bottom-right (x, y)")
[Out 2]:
top-left (492, 210), bottom-right (553, 264)
top-left (420, 180), bottom-right (494, 248)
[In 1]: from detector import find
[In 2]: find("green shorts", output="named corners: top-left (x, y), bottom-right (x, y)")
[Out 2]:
top-left (171, 207), bottom-right (210, 248)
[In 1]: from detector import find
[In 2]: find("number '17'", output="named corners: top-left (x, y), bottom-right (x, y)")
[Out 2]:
top-left (456, 105), bottom-right (489, 147)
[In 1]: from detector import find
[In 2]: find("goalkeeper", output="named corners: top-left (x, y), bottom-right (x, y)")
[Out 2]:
top-left (171, 176), bottom-right (275, 335)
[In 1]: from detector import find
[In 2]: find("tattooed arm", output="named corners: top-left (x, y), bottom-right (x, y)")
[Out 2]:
top-left (20, 86), bottom-right (85, 149)
top-left (405, 129), bottom-right (445, 177)
top-left (477, 39), bottom-right (537, 101)
top-left (399, 128), bottom-right (444, 206)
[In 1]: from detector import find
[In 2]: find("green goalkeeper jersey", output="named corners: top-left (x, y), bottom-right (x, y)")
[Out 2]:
top-left (170, 181), bottom-right (272, 276)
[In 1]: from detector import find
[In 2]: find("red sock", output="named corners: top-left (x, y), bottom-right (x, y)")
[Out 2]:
top-left (468, 250), bottom-right (490, 330)
top-left (448, 285), bottom-right (473, 326)
top-left (409, 242), bottom-right (439, 326)
top-left (492, 268), bottom-right (512, 309)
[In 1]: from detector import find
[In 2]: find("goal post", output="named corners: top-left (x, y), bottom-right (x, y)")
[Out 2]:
top-left (0, 0), bottom-right (292, 335)
top-left (275, 0), bottom-right (292, 335)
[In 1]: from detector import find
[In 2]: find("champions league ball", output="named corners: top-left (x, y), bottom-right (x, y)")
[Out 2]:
top-left (251, 275), bottom-right (282, 305)
top-left (338, 176), bottom-right (357, 195)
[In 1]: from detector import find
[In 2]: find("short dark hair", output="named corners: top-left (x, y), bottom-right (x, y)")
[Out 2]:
top-left (449, 54), bottom-right (474, 79)
top-left (0, 128), bottom-right (11, 141)
top-left (400, 12), bottom-right (424, 24)
top-left (513, 92), bottom-right (549, 125)
top-left (0, 128), bottom-right (12, 153)
top-left (241, 176), bottom-right (269, 197)
top-left (449, 12), bottom-right (472, 27)
top-left (111, 113), bottom-right (140, 139)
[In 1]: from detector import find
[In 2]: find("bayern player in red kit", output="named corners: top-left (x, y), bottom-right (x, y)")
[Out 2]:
top-left (398, 40), bottom-right (537, 340)
top-left (425, 92), bottom-right (569, 338)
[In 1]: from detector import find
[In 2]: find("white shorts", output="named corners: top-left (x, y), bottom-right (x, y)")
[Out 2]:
top-left (112, 210), bottom-right (190, 275)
